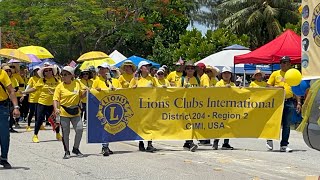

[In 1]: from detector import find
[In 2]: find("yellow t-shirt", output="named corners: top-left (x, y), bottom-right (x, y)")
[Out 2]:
top-left (0, 69), bottom-right (12, 101)
top-left (177, 76), bottom-right (201, 87)
top-left (215, 79), bottom-right (236, 87)
top-left (12, 73), bottom-right (24, 97)
top-left (129, 75), bottom-right (157, 88)
top-left (118, 73), bottom-right (134, 88)
top-left (92, 76), bottom-right (122, 89)
top-left (53, 80), bottom-right (85, 117)
top-left (35, 77), bottom-right (60, 106)
top-left (79, 78), bottom-right (93, 104)
top-left (249, 80), bottom-right (267, 88)
top-left (267, 70), bottom-right (293, 99)
top-left (200, 74), bottom-right (210, 87)
top-left (27, 76), bottom-right (41, 103)
top-left (166, 71), bottom-right (183, 87)
top-left (209, 78), bottom-right (218, 87)
top-left (155, 78), bottom-right (170, 87)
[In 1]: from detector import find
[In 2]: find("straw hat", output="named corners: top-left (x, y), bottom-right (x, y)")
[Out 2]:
top-left (253, 69), bottom-right (265, 78)
top-left (205, 65), bottom-right (220, 75)
top-left (120, 60), bottom-right (137, 71)
top-left (38, 65), bottom-right (57, 78)
top-left (184, 61), bottom-right (195, 67)
top-left (2, 65), bottom-right (11, 71)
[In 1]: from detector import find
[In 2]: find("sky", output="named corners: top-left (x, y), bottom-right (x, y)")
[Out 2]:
top-left (187, 22), bottom-right (211, 35)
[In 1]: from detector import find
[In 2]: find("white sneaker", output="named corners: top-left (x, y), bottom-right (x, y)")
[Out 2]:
top-left (280, 146), bottom-right (293, 152)
top-left (266, 140), bottom-right (273, 151)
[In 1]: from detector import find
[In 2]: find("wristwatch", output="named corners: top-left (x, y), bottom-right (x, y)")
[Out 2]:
top-left (14, 106), bottom-right (20, 109)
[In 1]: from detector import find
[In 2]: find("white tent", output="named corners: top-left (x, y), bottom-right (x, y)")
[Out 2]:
top-left (195, 46), bottom-right (251, 74)
top-left (109, 50), bottom-right (127, 65)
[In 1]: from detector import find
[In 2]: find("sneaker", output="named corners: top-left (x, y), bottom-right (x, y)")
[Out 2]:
top-left (26, 126), bottom-right (32, 132)
top-left (40, 125), bottom-right (46, 130)
top-left (107, 147), bottom-right (113, 154)
top-left (56, 133), bottom-right (62, 141)
top-left (280, 146), bottom-right (293, 153)
top-left (212, 141), bottom-right (218, 150)
top-left (72, 148), bottom-right (84, 157)
top-left (0, 160), bottom-right (12, 169)
top-left (183, 143), bottom-right (190, 150)
top-left (102, 147), bottom-right (109, 156)
top-left (63, 151), bottom-right (71, 159)
top-left (146, 145), bottom-right (157, 153)
top-left (15, 123), bottom-right (21, 128)
top-left (9, 128), bottom-right (18, 133)
top-left (190, 143), bottom-right (198, 152)
top-left (266, 140), bottom-right (273, 151)
top-left (221, 143), bottom-right (234, 150)
top-left (199, 140), bottom-right (211, 146)
top-left (32, 135), bottom-right (39, 143)
top-left (139, 142), bottom-right (145, 151)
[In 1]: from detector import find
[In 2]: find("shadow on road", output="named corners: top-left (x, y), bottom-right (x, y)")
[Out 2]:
top-left (0, 166), bottom-right (30, 170)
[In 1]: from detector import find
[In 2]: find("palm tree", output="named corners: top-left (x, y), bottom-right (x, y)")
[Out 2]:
top-left (218, 0), bottom-right (300, 47)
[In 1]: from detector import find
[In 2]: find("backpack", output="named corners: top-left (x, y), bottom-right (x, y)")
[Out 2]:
top-left (181, 76), bottom-right (200, 87)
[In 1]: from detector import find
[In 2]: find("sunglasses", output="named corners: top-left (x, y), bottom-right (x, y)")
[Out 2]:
top-left (186, 67), bottom-right (195, 70)
top-left (205, 70), bottom-right (212, 73)
top-left (83, 73), bottom-right (89, 75)
top-left (9, 66), bottom-right (15, 68)
top-left (157, 73), bottom-right (164, 75)
top-left (280, 61), bottom-right (289, 64)
top-left (5, 70), bottom-right (12, 73)
top-left (44, 69), bottom-right (52, 73)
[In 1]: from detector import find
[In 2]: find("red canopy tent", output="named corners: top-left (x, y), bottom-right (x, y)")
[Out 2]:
top-left (234, 30), bottom-right (301, 64)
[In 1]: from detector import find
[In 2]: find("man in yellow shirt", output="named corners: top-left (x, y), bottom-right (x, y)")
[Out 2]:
top-left (267, 56), bottom-right (301, 152)
top-left (249, 70), bottom-right (267, 88)
top-left (0, 68), bottom-right (20, 169)
top-left (167, 61), bottom-right (184, 87)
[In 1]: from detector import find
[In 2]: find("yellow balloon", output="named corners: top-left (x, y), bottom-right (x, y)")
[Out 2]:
top-left (284, 69), bottom-right (302, 86)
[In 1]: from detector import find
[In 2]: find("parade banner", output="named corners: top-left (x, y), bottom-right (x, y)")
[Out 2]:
top-left (301, 0), bottom-right (320, 79)
top-left (87, 87), bottom-right (285, 143)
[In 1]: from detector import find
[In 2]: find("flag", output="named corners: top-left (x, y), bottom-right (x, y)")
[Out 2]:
top-left (69, 60), bottom-right (77, 68)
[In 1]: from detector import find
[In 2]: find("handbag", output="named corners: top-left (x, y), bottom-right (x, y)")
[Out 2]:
top-left (61, 105), bottom-right (80, 115)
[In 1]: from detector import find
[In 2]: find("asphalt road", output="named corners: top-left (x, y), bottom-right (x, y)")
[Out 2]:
top-left (1, 123), bottom-right (320, 180)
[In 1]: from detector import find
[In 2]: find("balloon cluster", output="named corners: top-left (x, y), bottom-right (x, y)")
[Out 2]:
top-left (284, 68), bottom-right (310, 96)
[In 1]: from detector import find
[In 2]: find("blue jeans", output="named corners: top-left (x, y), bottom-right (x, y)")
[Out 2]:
top-left (281, 100), bottom-right (294, 146)
top-left (0, 104), bottom-right (10, 160)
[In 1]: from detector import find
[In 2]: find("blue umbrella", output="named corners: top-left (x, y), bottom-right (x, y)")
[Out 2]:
top-left (114, 55), bottom-right (160, 68)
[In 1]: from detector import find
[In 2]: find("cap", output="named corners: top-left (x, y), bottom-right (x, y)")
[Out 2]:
top-left (98, 63), bottom-right (110, 69)
top-left (43, 62), bottom-right (51, 67)
top-left (62, 66), bottom-right (75, 75)
top-left (184, 61), bottom-right (195, 67)
top-left (197, 63), bottom-right (206, 70)
top-left (161, 65), bottom-right (168, 69)
top-left (33, 66), bottom-right (41, 71)
top-left (138, 61), bottom-right (151, 69)
top-left (253, 69), bottom-right (265, 77)
top-left (156, 69), bottom-right (165, 74)
top-left (221, 66), bottom-right (232, 73)
top-left (280, 56), bottom-right (291, 63)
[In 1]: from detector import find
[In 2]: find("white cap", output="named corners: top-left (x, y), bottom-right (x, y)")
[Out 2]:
top-left (138, 61), bottom-right (151, 69)
top-left (162, 65), bottom-right (168, 69)
top-left (221, 66), bottom-right (232, 73)
top-left (98, 63), bottom-right (110, 69)
top-left (33, 66), bottom-right (41, 70)
top-left (156, 68), bottom-right (165, 74)
top-left (62, 66), bottom-right (75, 75)
top-left (43, 62), bottom-right (51, 67)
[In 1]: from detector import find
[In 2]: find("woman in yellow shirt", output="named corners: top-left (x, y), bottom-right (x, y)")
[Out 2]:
top-left (155, 68), bottom-right (170, 87)
top-left (53, 66), bottom-right (86, 159)
top-left (129, 61), bottom-right (157, 152)
top-left (79, 69), bottom-right (93, 125)
top-left (25, 66), bottom-right (41, 132)
top-left (22, 65), bottom-right (62, 143)
top-left (249, 70), bottom-right (267, 88)
top-left (118, 60), bottom-right (136, 88)
top-left (205, 65), bottom-right (220, 87)
top-left (214, 66), bottom-right (235, 150)
top-left (2, 65), bottom-right (19, 133)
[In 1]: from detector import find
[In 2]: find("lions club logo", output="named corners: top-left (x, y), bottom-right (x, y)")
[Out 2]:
top-left (97, 94), bottom-right (134, 135)
top-left (311, 3), bottom-right (320, 47)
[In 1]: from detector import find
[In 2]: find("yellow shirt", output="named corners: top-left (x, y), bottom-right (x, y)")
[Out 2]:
top-left (53, 80), bottom-right (85, 117)
top-left (129, 75), bottom-right (156, 88)
top-left (35, 77), bottom-right (60, 106)
top-left (267, 70), bottom-right (293, 99)
top-left (155, 78), bottom-right (170, 87)
top-left (10, 76), bottom-right (19, 91)
top-left (167, 71), bottom-right (183, 87)
top-left (12, 73), bottom-right (24, 97)
top-left (215, 79), bottom-right (236, 87)
top-left (27, 76), bottom-right (41, 103)
top-left (209, 78), bottom-right (218, 87)
top-left (249, 80), bottom-right (267, 88)
top-left (92, 76), bottom-right (122, 89)
top-left (0, 69), bottom-right (11, 101)
top-left (79, 78), bottom-right (93, 104)
top-left (118, 73), bottom-right (134, 88)
top-left (177, 76), bottom-right (201, 87)
top-left (200, 74), bottom-right (210, 87)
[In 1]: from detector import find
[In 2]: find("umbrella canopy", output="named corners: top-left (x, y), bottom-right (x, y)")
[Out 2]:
top-left (18, 46), bottom-right (54, 59)
top-left (115, 56), bottom-right (160, 68)
top-left (9, 54), bottom-right (41, 63)
top-left (77, 51), bottom-right (110, 62)
top-left (109, 50), bottom-right (127, 64)
top-left (79, 58), bottom-right (115, 70)
top-left (234, 30), bottom-right (301, 64)
top-left (0, 48), bottom-right (31, 63)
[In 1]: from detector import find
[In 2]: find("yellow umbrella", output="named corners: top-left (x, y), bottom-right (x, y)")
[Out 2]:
top-left (0, 48), bottom-right (31, 63)
top-left (79, 58), bottom-right (116, 70)
top-left (18, 45), bottom-right (54, 59)
top-left (77, 51), bottom-right (110, 62)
